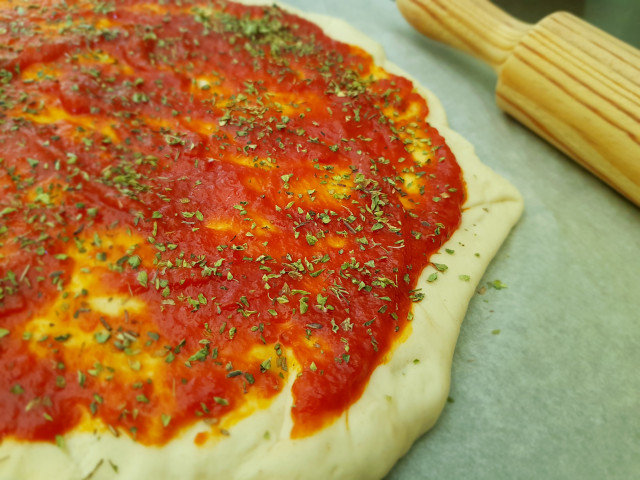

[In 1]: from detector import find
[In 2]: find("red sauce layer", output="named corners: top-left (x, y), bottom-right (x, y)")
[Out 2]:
top-left (0, 0), bottom-right (464, 444)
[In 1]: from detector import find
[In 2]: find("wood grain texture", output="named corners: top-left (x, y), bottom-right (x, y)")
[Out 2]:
top-left (396, 0), bottom-right (528, 71)
top-left (496, 12), bottom-right (640, 205)
top-left (397, 0), bottom-right (640, 206)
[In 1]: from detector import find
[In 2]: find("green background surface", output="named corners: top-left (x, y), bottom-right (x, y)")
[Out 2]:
top-left (285, 1), bottom-right (640, 478)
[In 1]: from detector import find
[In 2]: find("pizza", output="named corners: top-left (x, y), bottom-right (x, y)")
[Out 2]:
top-left (0, 1), bottom-right (523, 479)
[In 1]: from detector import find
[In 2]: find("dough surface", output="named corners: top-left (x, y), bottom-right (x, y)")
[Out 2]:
top-left (0, 2), bottom-right (523, 479)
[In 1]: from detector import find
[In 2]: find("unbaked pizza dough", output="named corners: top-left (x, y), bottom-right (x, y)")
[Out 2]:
top-left (0, 1), bottom-right (523, 479)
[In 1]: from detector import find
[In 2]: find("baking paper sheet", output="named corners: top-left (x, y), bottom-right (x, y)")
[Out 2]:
top-left (286, 1), bottom-right (640, 478)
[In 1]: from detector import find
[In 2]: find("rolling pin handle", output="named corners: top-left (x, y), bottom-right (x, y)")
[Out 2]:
top-left (397, 0), bottom-right (530, 72)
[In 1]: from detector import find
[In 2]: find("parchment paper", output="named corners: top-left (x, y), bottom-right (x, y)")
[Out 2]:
top-left (286, 1), bottom-right (640, 478)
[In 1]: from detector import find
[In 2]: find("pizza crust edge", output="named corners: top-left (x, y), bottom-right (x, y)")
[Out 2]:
top-left (0, 3), bottom-right (523, 479)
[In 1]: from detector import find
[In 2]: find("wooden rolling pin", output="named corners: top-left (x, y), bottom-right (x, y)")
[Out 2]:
top-left (397, 0), bottom-right (640, 206)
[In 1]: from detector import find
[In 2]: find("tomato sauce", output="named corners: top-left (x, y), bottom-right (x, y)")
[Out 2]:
top-left (0, 0), bottom-right (463, 444)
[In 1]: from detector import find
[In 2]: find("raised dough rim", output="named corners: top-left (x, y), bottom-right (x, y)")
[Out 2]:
top-left (0, 2), bottom-right (523, 479)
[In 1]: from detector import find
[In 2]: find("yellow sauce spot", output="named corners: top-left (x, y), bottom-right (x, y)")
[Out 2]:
top-left (402, 173), bottom-right (423, 195)
top-left (20, 63), bottom-right (60, 82)
top-left (74, 49), bottom-right (135, 75)
top-left (226, 154), bottom-right (261, 168)
top-left (399, 196), bottom-right (417, 210)
top-left (369, 64), bottom-right (391, 81)
top-left (383, 99), bottom-right (422, 124)
top-left (283, 176), bottom-right (320, 197)
top-left (200, 154), bottom-right (276, 174)
top-left (22, 180), bottom-right (64, 206)
top-left (243, 343), bottom-right (280, 365)
top-left (125, 1), bottom-right (173, 14)
top-left (182, 117), bottom-right (217, 136)
top-left (264, 91), bottom-right (311, 116)
top-left (89, 295), bottom-right (145, 318)
top-left (142, 115), bottom-right (176, 132)
top-left (74, 409), bottom-right (110, 434)
top-left (406, 140), bottom-right (435, 166)
top-left (191, 75), bottom-right (229, 99)
top-left (22, 102), bottom-right (118, 143)
top-left (206, 214), bottom-right (278, 237)
top-left (78, 50), bottom-right (118, 65)
top-left (206, 218), bottom-right (235, 232)
top-left (95, 18), bottom-right (115, 30)
top-left (327, 235), bottom-right (346, 249)
top-left (23, 227), bottom-right (150, 357)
